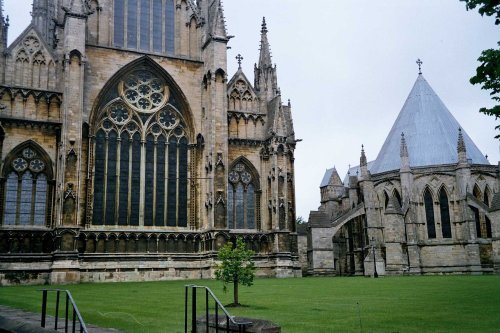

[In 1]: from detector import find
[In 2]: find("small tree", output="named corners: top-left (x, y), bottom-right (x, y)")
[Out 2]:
top-left (460, 0), bottom-right (500, 138)
top-left (215, 238), bottom-right (256, 307)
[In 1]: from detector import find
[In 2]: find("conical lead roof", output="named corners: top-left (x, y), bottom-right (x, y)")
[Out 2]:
top-left (370, 75), bottom-right (489, 174)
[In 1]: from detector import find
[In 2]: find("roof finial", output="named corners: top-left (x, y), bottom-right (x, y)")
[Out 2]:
top-left (261, 17), bottom-right (268, 34)
top-left (416, 58), bottom-right (423, 75)
top-left (236, 54), bottom-right (243, 69)
top-left (360, 145), bottom-right (367, 167)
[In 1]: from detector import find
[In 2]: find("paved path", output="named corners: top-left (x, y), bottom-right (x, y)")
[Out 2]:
top-left (0, 305), bottom-right (123, 333)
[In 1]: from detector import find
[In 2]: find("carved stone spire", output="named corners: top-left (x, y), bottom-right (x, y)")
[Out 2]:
top-left (258, 17), bottom-right (272, 68)
top-left (254, 17), bottom-right (278, 102)
top-left (457, 128), bottom-right (467, 164)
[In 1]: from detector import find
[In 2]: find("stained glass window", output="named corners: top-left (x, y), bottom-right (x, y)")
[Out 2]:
top-left (424, 189), bottom-right (436, 239)
top-left (439, 188), bottom-right (451, 239)
top-left (127, 0), bottom-right (138, 48)
top-left (114, 0), bottom-right (175, 54)
top-left (227, 162), bottom-right (257, 229)
top-left (140, 0), bottom-right (151, 51)
top-left (114, 0), bottom-right (125, 47)
top-left (152, 0), bottom-right (162, 52)
top-left (165, 0), bottom-right (175, 54)
top-left (92, 70), bottom-right (189, 228)
top-left (2, 146), bottom-right (50, 226)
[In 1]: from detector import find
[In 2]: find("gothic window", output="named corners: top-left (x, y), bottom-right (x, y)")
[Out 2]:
top-left (91, 69), bottom-right (189, 227)
top-left (424, 189), bottom-right (436, 239)
top-left (439, 188), bottom-right (452, 239)
top-left (1, 146), bottom-right (51, 226)
top-left (114, 0), bottom-right (125, 47)
top-left (384, 191), bottom-right (389, 209)
top-left (114, 0), bottom-right (175, 54)
top-left (227, 162), bottom-right (257, 229)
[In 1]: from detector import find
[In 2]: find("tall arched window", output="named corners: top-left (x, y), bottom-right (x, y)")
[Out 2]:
top-left (424, 189), bottom-right (436, 239)
top-left (439, 188), bottom-right (451, 238)
top-left (227, 162), bottom-right (258, 229)
top-left (1, 145), bottom-right (52, 226)
top-left (91, 69), bottom-right (190, 227)
top-left (114, 0), bottom-right (175, 54)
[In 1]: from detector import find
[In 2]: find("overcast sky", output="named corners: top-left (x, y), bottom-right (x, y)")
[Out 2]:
top-left (4, 0), bottom-right (499, 220)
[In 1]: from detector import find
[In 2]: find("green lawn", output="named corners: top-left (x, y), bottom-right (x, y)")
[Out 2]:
top-left (1, 276), bottom-right (500, 333)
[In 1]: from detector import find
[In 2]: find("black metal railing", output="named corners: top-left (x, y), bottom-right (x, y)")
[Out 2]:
top-left (184, 285), bottom-right (252, 333)
top-left (40, 289), bottom-right (88, 333)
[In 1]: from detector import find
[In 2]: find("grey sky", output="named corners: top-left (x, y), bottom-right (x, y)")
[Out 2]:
top-left (4, 0), bottom-right (499, 220)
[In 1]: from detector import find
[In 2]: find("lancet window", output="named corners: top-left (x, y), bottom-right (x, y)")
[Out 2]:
top-left (227, 162), bottom-right (258, 229)
top-left (1, 145), bottom-right (52, 226)
top-left (91, 69), bottom-right (189, 227)
top-left (424, 189), bottom-right (436, 239)
top-left (114, 0), bottom-right (175, 54)
top-left (439, 188), bottom-right (451, 238)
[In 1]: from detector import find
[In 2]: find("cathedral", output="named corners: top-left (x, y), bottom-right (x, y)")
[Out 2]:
top-left (0, 0), bottom-right (300, 285)
top-left (307, 68), bottom-right (500, 276)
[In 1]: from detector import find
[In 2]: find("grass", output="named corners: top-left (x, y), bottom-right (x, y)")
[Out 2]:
top-left (1, 276), bottom-right (500, 333)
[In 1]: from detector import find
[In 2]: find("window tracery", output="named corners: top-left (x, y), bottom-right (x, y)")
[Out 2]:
top-left (91, 69), bottom-right (189, 228)
top-left (1, 146), bottom-right (51, 226)
top-left (227, 162), bottom-right (257, 229)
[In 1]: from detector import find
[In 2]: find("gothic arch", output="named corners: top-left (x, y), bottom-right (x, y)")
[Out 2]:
top-left (227, 157), bottom-right (261, 230)
top-left (438, 185), bottom-right (452, 239)
top-left (2, 140), bottom-right (54, 179)
top-left (87, 56), bottom-right (194, 228)
top-left (90, 56), bottom-right (195, 139)
top-left (0, 141), bottom-right (54, 227)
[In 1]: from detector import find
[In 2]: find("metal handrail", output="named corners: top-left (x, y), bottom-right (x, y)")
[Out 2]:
top-left (39, 289), bottom-right (89, 333)
top-left (185, 284), bottom-right (252, 333)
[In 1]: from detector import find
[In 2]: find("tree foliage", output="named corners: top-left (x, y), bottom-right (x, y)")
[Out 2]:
top-left (215, 238), bottom-right (256, 306)
top-left (460, 0), bottom-right (500, 24)
top-left (460, 0), bottom-right (500, 138)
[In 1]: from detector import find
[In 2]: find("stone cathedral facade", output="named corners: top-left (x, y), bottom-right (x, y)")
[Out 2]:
top-left (0, 0), bottom-right (300, 285)
top-left (307, 73), bottom-right (500, 277)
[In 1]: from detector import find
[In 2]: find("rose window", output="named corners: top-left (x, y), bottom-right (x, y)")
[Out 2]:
top-left (121, 71), bottom-right (168, 112)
